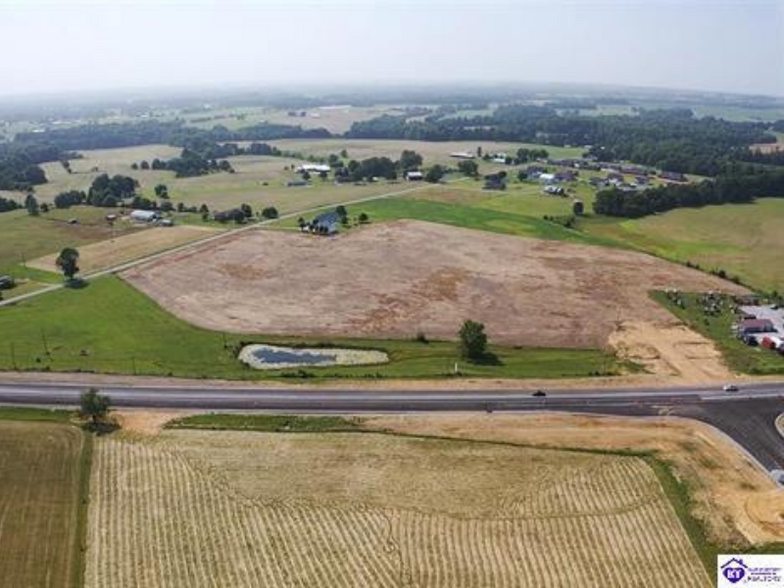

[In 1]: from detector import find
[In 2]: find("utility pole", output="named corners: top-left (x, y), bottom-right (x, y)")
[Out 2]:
top-left (41, 329), bottom-right (50, 356)
top-left (10, 343), bottom-right (17, 370)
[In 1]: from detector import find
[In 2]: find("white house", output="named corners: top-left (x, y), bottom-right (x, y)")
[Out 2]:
top-left (450, 151), bottom-right (475, 160)
top-left (538, 173), bottom-right (556, 184)
top-left (405, 170), bottom-right (424, 181)
top-left (298, 164), bottom-right (331, 174)
top-left (130, 210), bottom-right (159, 223)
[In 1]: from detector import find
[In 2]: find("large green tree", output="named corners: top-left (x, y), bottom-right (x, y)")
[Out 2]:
top-left (458, 320), bottom-right (488, 361)
top-left (55, 247), bottom-right (80, 281)
top-left (80, 388), bottom-right (110, 425)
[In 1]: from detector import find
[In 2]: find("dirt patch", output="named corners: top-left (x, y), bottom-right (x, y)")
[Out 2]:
top-left (114, 410), bottom-right (192, 435)
top-left (610, 320), bottom-right (733, 382)
top-left (366, 413), bottom-right (784, 546)
top-left (29, 225), bottom-right (217, 274)
top-left (123, 220), bottom-right (745, 348)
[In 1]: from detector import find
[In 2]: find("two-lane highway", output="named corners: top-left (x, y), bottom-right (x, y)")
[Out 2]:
top-left (0, 379), bottom-right (782, 473)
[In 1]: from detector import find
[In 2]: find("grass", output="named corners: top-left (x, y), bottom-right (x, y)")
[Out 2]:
top-left (0, 207), bottom-right (138, 274)
top-left (168, 414), bottom-right (361, 432)
top-left (276, 186), bottom-right (615, 247)
top-left (651, 291), bottom-right (784, 375)
top-left (0, 405), bottom-right (74, 422)
top-left (579, 200), bottom-right (784, 293)
top-left (0, 420), bottom-right (87, 588)
top-left (0, 275), bottom-right (623, 380)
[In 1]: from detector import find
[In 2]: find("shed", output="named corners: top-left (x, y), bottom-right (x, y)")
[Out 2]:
top-left (130, 210), bottom-right (159, 222)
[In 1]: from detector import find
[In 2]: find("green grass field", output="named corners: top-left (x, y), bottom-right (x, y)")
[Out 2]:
top-left (0, 275), bottom-right (623, 380)
top-left (0, 419), bottom-right (87, 588)
top-left (580, 200), bottom-right (784, 293)
top-left (651, 291), bottom-right (784, 375)
top-left (278, 183), bottom-right (615, 247)
top-left (0, 207), bottom-right (144, 296)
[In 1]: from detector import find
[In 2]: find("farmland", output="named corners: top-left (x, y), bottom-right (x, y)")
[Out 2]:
top-left (0, 275), bottom-right (620, 380)
top-left (580, 199), bottom-right (784, 293)
top-left (269, 137), bottom-right (585, 164)
top-left (27, 224), bottom-right (218, 275)
top-left (124, 220), bottom-right (744, 349)
top-left (276, 183), bottom-right (610, 245)
top-left (0, 206), bottom-right (145, 295)
top-left (0, 419), bottom-right (88, 588)
top-left (85, 428), bottom-right (710, 587)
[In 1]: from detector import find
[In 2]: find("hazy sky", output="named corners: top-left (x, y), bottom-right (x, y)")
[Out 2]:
top-left (0, 0), bottom-right (782, 98)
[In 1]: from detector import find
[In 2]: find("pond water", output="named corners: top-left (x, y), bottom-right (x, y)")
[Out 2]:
top-left (252, 347), bottom-right (338, 366)
top-left (238, 344), bottom-right (389, 370)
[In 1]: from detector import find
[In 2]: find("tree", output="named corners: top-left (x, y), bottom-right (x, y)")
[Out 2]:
top-left (154, 184), bottom-right (169, 199)
top-left (358, 212), bottom-right (369, 224)
top-left (240, 203), bottom-right (253, 219)
top-left (55, 247), bottom-right (80, 281)
top-left (425, 165), bottom-right (445, 183)
top-left (457, 160), bottom-right (478, 177)
top-left (336, 205), bottom-right (348, 222)
top-left (399, 149), bottom-right (423, 172)
top-left (458, 320), bottom-right (488, 361)
top-left (80, 388), bottom-right (110, 426)
top-left (60, 159), bottom-right (72, 174)
top-left (25, 193), bottom-right (39, 216)
top-left (340, 149), bottom-right (349, 158)
top-left (261, 206), bottom-right (279, 220)
top-left (140, 160), bottom-right (150, 170)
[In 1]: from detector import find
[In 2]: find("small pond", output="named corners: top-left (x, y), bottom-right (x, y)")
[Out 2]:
top-left (239, 344), bottom-right (389, 370)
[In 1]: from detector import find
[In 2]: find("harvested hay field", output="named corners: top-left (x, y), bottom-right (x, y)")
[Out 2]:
top-left (28, 224), bottom-right (218, 274)
top-left (124, 220), bottom-right (745, 348)
top-left (86, 430), bottom-right (709, 587)
top-left (0, 421), bottom-right (85, 588)
top-left (366, 414), bottom-right (784, 547)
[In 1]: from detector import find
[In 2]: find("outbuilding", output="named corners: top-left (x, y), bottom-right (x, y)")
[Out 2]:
top-left (405, 171), bottom-right (424, 181)
top-left (130, 210), bottom-right (159, 223)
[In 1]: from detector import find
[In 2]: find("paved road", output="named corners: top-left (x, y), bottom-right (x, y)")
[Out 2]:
top-left (1, 379), bottom-right (781, 474)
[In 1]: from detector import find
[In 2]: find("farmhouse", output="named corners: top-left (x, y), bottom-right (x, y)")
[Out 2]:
top-left (538, 173), bottom-right (556, 184)
top-left (298, 164), bottom-right (330, 174)
top-left (130, 210), bottom-right (159, 223)
top-left (307, 211), bottom-right (341, 235)
top-left (405, 170), bottom-right (424, 181)
top-left (483, 173), bottom-right (507, 190)
top-left (659, 170), bottom-right (687, 182)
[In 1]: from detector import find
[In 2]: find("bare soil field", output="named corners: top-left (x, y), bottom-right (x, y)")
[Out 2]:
top-left (124, 220), bottom-right (745, 348)
top-left (610, 320), bottom-right (732, 383)
top-left (366, 414), bottom-right (784, 546)
top-left (85, 430), bottom-right (709, 587)
top-left (28, 224), bottom-right (218, 274)
top-left (0, 421), bottom-right (85, 588)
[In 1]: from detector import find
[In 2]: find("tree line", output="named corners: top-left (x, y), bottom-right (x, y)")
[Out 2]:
top-left (347, 107), bottom-right (774, 176)
top-left (593, 166), bottom-right (784, 218)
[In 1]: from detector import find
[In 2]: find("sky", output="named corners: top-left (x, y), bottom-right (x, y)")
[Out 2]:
top-left (0, 0), bottom-right (781, 98)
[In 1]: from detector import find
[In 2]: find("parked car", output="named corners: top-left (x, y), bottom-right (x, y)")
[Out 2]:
top-left (722, 384), bottom-right (739, 392)
top-left (532, 390), bottom-right (547, 397)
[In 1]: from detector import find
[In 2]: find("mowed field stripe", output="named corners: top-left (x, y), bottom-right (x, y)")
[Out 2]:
top-left (85, 436), bottom-right (712, 588)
